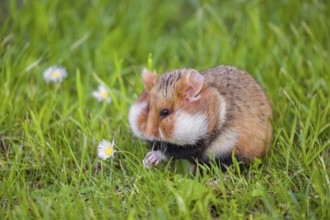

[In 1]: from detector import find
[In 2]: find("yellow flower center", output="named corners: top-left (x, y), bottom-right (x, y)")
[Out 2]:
top-left (101, 91), bottom-right (109, 98)
top-left (105, 147), bottom-right (113, 155)
top-left (52, 72), bottom-right (59, 78)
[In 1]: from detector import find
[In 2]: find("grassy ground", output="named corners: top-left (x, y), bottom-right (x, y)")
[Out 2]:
top-left (0, 0), bottom-right (329, 219)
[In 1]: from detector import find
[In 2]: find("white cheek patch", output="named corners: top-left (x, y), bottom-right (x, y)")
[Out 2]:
top-left (168, 111), bottom-right (208, 146)
top-left (128, 102), bottom-right (148, 138)
top-left (204, 129), bottom-right (238, 160)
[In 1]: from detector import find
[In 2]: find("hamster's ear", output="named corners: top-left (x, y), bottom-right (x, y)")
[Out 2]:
top-left (142, 67), bottom-right (157, 92)
top-left (182, 69), bottom-right (204, 101)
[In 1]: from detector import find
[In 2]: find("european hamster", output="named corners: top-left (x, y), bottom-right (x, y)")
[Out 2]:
top-left (128, 65), bottom-right (272, 170)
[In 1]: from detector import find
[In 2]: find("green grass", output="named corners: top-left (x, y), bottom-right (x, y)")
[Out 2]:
top-left (0, 0), bottom-right (329, 219)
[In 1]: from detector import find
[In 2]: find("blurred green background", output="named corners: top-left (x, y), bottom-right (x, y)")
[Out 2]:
top-left (0, 0), bottom-right (329, 219)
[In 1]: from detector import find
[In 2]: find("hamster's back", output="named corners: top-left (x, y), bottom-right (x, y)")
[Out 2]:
top-left (203, 65), bottom-right (273, 162)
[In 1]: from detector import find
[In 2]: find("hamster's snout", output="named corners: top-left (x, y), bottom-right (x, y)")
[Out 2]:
top-left (144, 124), bottom-right (159, 141)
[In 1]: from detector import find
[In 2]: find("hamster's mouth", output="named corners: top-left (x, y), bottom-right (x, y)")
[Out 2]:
top-left (143, 134), bottom-right (161, 142)
top-left (158, 129), bottom-right (169, 142)
top-left (142, 131), bottom-right (167, 143)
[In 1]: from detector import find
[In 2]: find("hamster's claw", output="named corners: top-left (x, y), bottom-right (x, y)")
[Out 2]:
top-left (142, 150), bottom-right (163, 168)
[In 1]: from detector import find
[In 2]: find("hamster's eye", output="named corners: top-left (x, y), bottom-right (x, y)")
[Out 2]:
top-left (160, 109), bottom-right (170, 119)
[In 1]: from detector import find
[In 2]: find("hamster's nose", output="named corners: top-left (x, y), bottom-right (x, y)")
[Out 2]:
top-left (144, 128), bottom-right (159, 141)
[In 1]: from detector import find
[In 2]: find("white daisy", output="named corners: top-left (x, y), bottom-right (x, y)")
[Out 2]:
top-left (97, 139), bottom-right (116, 160)
top-left (43, 66), bottom-right (68, 83)
top-left (92, 84), bottom-right (112, 103)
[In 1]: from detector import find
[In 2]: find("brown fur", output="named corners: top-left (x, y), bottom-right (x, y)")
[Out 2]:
top-left (202, 66), bottom-right (273, 161)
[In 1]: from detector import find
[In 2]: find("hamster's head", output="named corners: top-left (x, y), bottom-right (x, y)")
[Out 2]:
top-left (129, 68), bottom-right (210, 146)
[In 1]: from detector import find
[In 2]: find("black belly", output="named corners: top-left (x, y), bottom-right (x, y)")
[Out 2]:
top-left (148, 141), bottom-right (238, 171)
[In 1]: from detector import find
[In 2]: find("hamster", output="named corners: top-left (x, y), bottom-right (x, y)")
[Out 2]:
top-left (128, 65), bottom-right (272, 171)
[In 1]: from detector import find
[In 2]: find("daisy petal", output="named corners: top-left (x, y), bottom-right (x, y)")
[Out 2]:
top-left (92, 84), bottom-right (112, 103)
top-left (43, 66), bottom-right (68, 83)
top-left (97, 139), bottom-right (116, 160)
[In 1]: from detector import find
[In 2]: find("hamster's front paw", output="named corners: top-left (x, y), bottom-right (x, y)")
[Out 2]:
top-left (142, 150), bottom-right (164, 168)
